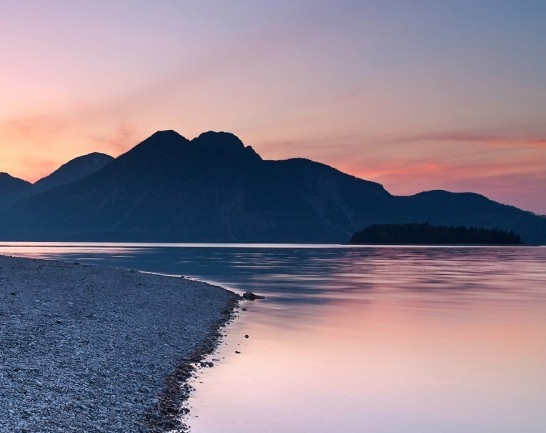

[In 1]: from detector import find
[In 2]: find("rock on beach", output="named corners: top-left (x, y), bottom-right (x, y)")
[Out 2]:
top-left (0, 255), bottom-right (239, 432)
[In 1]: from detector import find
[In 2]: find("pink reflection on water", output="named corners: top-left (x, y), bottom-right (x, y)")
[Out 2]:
top-left (188, 269), bottom-right (546, 433)
top-left (0, 242), bottom-right (140, 260)
top-left (1, 243), bottom-right (545, 432)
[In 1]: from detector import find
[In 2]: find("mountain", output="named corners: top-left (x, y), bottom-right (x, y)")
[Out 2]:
top-left (0, 152), bottom-right (113, 212)
top-left (0, 173), bottom-right (32, 213)
top-left (387, 190), bottom-right (546, 244)
top-left (32, 152), bottom-right (114, 194)
top-left (0, 130), bottom-right (544, 244)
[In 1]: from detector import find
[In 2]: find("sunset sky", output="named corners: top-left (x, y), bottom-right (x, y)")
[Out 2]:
top-left (1, 1), bottom-right (545, 214)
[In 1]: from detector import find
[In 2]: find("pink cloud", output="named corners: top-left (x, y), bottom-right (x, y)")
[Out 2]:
top-left (0, 115), bottom-right (69, 144)
top-left (379, 131), bottom-right (546, 149)
top-left (345, 157), bottom-right (546, 214)
top-left (87, 121), bottom-right (137, 156)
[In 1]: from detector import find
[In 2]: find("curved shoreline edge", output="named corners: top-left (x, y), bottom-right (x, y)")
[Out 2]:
top-left (146, 290), bottom-right (240, 433)
top-left (0, 254), bottom-right (240, 432)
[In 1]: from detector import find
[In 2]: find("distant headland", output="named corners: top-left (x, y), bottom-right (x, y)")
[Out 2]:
top-left (350, 223), bottom-right (523, 245)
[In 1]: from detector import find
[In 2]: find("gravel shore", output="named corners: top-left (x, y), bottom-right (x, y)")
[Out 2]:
top-left (0, 255), bottom-right (239, 432)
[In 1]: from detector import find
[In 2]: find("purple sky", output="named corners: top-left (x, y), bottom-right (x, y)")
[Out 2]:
top-left (1, 1), bottom-right (545, 213)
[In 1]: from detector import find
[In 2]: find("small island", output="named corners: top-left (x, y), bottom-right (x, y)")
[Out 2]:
top-left (350, 223), bottom-right (523, 245)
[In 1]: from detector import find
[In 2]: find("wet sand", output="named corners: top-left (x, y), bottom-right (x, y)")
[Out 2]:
top-left (0, 255), bottom-right (239, 432)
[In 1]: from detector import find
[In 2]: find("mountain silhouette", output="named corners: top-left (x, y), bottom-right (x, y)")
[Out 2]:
top-left (0, 173), bottom-right (32, 212)
top-left (0, 130), bottom-right (544, 244)
top-left (0, 152), bottom-right (114, 213)
top-left (33, 152), bottom-right (114, 194)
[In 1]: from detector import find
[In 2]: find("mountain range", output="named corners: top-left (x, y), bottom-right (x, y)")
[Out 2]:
top-left (0, 130), bottom-right (544, 244)
top-left (0, 152), bottom-right (113, 213)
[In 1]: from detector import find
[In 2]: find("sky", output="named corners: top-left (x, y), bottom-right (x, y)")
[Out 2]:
top-left (1, 0), bottom-right (545, 214)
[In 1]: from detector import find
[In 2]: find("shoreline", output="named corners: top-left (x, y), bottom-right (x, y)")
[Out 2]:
top-left (0, 255), bottom-right (240, 432)
top-left (146, 287), bottom-right (239, 433)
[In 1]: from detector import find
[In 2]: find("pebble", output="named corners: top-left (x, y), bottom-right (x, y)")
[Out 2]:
top-left (0, 255), bottom-right (238, 432)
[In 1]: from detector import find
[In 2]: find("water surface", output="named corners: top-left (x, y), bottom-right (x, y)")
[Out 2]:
top-left (1, 243), bottom-right (545, 432)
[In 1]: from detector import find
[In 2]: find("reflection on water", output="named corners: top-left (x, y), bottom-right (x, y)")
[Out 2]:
top-left (1, 243), bottom-right (545, 432)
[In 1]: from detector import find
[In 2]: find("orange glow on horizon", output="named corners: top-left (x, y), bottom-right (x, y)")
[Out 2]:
top-left (1, 123), bottom-right (545, 215)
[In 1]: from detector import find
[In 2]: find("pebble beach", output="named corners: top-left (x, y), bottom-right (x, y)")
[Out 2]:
top-left (0, 255), bottom-right (239, 432)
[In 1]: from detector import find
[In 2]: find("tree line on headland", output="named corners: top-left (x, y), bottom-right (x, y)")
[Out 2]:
top-left (350, 223), bottom-right (523, 245)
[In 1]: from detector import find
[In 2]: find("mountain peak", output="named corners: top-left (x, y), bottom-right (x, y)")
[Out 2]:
top-left (33, 152), bottom-right (114, 193)
top-left (192, 131), bottom-right (261, 160)
top-left (150, 130), bottom-right (187, 140)
top-left (194, 131), bottom-right (244, 148)
top-left (121, 130), bottom-right (191, 161)
top-left (135, 130), bottom-right (190, 148)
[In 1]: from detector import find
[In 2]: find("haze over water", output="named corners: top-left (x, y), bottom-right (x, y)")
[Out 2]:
top-left (1, 243), bottom-right (545, 432)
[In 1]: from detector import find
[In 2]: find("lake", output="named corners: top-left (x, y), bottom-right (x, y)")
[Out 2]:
top-left (1, 243), bottom-right (545, 432)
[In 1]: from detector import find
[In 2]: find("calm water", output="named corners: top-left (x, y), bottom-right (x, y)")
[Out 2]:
top-left (1, 243), bottom-right (545, 433)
